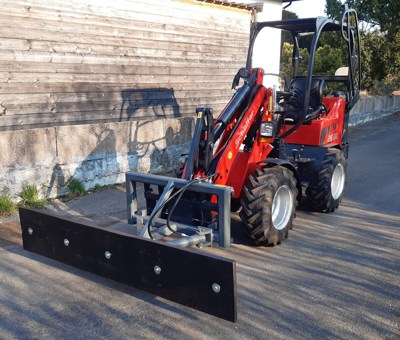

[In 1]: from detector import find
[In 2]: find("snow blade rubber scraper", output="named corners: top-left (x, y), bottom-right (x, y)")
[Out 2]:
top-left (19, 7), bottom-right (360, 323)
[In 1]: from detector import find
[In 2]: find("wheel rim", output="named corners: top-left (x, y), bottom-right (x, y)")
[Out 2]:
top-left (271, 185), bottom-right (293, 231)
top-left (331, 163), bottom-right (345, 200)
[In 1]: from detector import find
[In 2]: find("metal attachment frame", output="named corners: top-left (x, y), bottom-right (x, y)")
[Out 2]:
top-left (126, 172), bottom-right (232, 248)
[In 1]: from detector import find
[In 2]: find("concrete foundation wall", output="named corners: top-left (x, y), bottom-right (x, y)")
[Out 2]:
top-left (349, 95), bottom-right (400, 126)
top-left (0, 117), bottom-right (194, 198)
top-left (1, 95), bottom-right (399, 199)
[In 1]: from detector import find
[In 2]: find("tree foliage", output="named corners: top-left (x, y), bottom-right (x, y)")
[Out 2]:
top-left (326, 0), bottom-right (400, 93)
top-left (326, 0), bottom-right (400, 38)
top-left (362, 31), bottom-right (400, 93)
top-left (279, 3), bottom-right (399, 94)
top-left (282, 9), bottom-right (298, 20)
top-left (280, 41), bottom-right (310, 78)
top-left (314, 45), bottom-right (344, 75)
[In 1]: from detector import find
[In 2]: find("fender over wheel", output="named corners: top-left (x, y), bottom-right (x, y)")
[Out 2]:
top-left (306, 148), bottom-right (347, 212)
top-left (239, 166), bottom-right (298, 246)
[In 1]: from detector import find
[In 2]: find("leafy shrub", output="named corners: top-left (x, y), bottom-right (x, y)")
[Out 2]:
top-left (18, 185), bottom-right (47, 209)
top-left (0, 195), bottom-right (17, 215)
top-left (68, 179), bottom-right (86, 197)
top-left (93, 184), bottom-right (106, 191)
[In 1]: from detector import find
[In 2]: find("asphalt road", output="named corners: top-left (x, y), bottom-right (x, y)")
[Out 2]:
top-left (0, 114), bottom-right (399, 339)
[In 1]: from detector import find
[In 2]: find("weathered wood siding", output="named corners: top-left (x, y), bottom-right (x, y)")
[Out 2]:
top-left (0, 0), bottom-right (251, 130)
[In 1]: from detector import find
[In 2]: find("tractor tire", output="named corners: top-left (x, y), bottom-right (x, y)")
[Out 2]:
top-left (239, 166), bottom-right (298, 246)
top-left (306, 148), bottom-right (347, 212)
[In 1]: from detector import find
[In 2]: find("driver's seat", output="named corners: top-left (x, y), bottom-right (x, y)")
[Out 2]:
top-left (284, 77), bottom-right (326, 124)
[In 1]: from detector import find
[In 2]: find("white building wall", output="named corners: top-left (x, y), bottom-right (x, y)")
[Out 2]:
top-left (251, 0), bottom-right (283, 88)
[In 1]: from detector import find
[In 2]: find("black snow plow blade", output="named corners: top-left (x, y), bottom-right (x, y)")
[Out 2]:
top-left (19, 207), bottom-right (237, 322)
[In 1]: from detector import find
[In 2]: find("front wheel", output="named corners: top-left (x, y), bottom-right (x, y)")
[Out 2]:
top-left (306, 148), bottom-right (347, 212)
top-left (239, 166), bottom-right (298, 246)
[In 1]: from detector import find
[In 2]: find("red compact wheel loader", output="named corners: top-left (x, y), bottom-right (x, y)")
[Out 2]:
top-left (19, 7), bottom-right (361, 322)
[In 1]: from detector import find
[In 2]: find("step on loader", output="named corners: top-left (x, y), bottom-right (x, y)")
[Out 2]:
top-left (19, 7), bottom-right (361, 322)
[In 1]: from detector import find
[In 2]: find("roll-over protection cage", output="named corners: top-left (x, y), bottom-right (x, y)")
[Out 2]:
top-left (246, 6), bottom-right (361, 138)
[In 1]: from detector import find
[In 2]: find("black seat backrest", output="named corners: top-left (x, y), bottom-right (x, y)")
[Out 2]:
top-left (288, 77), bottom-right (325, 111)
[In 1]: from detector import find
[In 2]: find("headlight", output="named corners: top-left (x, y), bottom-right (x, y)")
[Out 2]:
top-left (260, 121), bottom-right (274, 137)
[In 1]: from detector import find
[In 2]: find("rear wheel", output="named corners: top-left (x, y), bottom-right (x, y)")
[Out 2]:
top-left (239, 166), bottom-right (298, 246)
top-left (306, 148), bottom-right (347, 212)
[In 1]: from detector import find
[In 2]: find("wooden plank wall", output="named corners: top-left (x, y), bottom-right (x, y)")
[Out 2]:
top-left (0, 0), bottom-right (251, 130)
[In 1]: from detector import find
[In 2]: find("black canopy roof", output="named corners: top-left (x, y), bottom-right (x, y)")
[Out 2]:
top-left (255, 17), bottom-right (344, 34)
